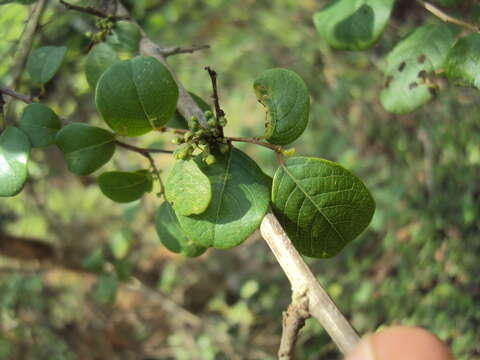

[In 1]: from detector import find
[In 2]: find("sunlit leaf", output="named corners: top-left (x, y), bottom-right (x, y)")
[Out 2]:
top-left (0, 127), bottom-right (31, 197)
top-left (19, 103), bottom-right (62, 147)
top-left (272, 157), bottom-right (375, 258)
top-left (380, 24), bottom-right (454, 114)
top-left (55, 123), bottom-right (115, 175)
top-left (313, 0), bottom-right (394, 51)
top-left (253, 68), bottom-right (309, 145)
top-left (26, 46), bottom-right (67, 84)
top-left (176, 148), bottom-right (270, 249)
top-left (95, 56), bottom-right (179, 136)
top-left (444, 33), bottom-right (480, 89)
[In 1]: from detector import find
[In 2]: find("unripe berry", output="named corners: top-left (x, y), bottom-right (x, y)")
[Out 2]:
top-left (184, 131), bottom-right (193, 142)
top-left (204, 154), bottom-right (216, 165)
top-left (219, 143), bottom-right (230, 154)
top-left (171, 136), bottom-right (183, 145)
top-left (218, 117), bottom-right (227, 127)
top-left (207, 119), bottom-right (217, 128)
top-left (281, 148), bottom-right (296, 157)
top-left (195, 130), bottom-right (205, 138)
top-left (204, 110), bottom-right (213, 119)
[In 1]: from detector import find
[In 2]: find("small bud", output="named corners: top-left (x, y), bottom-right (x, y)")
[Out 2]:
top-left (218, 117), bottom-right (227, 127)
top-left (204, 110), bottom-right (213, 119)
top-left (204, 154), bottom-right (216, 165)
top-left (171, 136), bottom-right (183, 145)
top-left (195, 130), bottom-right (205, 138)
top-left (282, 148), bottom-right (296, 157)
top-left (184, 131), bottom-right (193, 142)
top-left (190, 116), bottom-right (198, 123)
top-left (190, 122), bottom-right (199, 131)
top-left (207, 118), bottom-right (217, 128)
top-left (219, 144), bottom-right (230, 154)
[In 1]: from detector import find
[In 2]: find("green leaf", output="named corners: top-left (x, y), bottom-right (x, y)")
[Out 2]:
top-left (176, 148), bottom-right (270, 249)
top-left (94, 273), bottom-right (118, 304)
top-left (0, 127), bottom-right (31, 197)
top-left (19, 103), bottom-right (62, 148)
top-left (165, 159), bottom-right (211, 216)
top-left (169, 92), bottom-right (211, 129)
top-left (444, 33), bottom-right (480, 89)
top-left (95, 56), bottom-right (179, 136)
top-left (81, 248), bottom-right (105, 273)
top-left (26, 46), bottom-right (67, 84)
top-left (380, 24), bottom-right (454, 114)
top-left (253, 68), bottom-right (309, 145)
top-left (85, 43), bottom-right (119, 89)
top-left (98, 170), bottom-right (152, 203)
top-left (272, 157), bottom-right (375, 258)
top-left (313, 0), bottom-right (394, 51)
top-left (55, 123), bottom-right (115, 175)
top-left (155, 202), bottom-right (207, 257)
top-left (109, 231), bottom-right (131, 260)
top-left (106, 21), bottom-right (141, 53)
top-left (0, 0), bottom-right (37, 5)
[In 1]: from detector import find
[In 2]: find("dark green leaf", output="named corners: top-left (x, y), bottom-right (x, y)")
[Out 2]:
top-left (106, 21), bottom-right (141, 53)
top-left (55, 123), bottom-right (115, 175)
top-left (113, 260), bottom-right (133, 282)
top-left (26, 46), bottom-right (67, 84)
top-left (444, 33), bottom-right (480, 89)
top-left (313, 0), bottom-right (394, 51)
top-left (95, 56), bottom-right (179, 136)
top-left (253, 68), bottom-right (309, 145)
top-left (272, 157), bottom-right (375, 258)
top-left (19, 103), bottom-right (62, 148)
top-left (98, 170), bottom-right (152, 203)
top-left (94, 273), bottom-right (118, 304)
top-left (81, 248), bottom-right (105, 273)
top-left (176, 148), bottom-right (270, 249)
top-left (380, 24), bottom-right (454, 114)
top-left (0, 127), bottom-right (31, 197)
top-left (85, 43), bottom-right (119, 89)
top-left (155, 202), bottom-right (207, 257)
top-left (165, 159), bottom-right (211, 216)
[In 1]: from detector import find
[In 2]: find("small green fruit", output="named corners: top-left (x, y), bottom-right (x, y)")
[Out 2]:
top-left (172, 136), bottom-right (183, 145)
top-left (184, 131), bottom-right (193, 142)
top-left (219, 144), bottom-right (230, 154)
top-left (281, 147), bottom-right (296, 157)
top-left (207, 119), bottom-right (217, 128)
top-left (218, 117), bottom-right (227, 127)
top-left (204, 110), bottom-right (213, 119)
top-left (204, 154), bottom-right (216, 165)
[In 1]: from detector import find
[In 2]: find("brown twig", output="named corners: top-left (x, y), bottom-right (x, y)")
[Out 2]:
top-left (0, 86), bottom-right (33, 104)
top-left (279, 288), bottom-right (311, 359)
top-left (416, 0), bottom-right (479, 32)
top-left (204, 66), bottom-right (225, 119)
top-left (228, 136), bottom-right (281, 152)
top-left (114, 140), bottom-right (173, 156)
top-left (160, 44), bottom-right (210, 57)
top-left (59, 0), bottom-right (129, 20)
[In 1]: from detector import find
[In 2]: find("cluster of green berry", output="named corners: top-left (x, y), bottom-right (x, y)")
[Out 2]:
top-left (172, 110), bottom-right (229, 165)
top-left (85, 18), bottom-right (114, 43)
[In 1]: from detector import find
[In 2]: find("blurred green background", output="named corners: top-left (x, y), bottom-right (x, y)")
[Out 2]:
top-left (0, 0), bottom-right (479, 359)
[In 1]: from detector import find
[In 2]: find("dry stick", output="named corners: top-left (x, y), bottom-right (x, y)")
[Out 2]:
top-left (59, 0), bottom-right (129, 20)
top-left (160, 44), bottom-right (210, 57)
top-left (0, 86), bottom-right (34, 104)
top-left (416, 0), bottom-right (479, 32)
top-left (117, 1), bottom-right (361, 355)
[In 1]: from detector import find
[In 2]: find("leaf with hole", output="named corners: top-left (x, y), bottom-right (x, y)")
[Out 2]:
top-left (272, 157), bottom-right (375, 258)
top-left (55, 123), bottom-right (115, 175)
top-left (313, 0), bottom-right (394, 51)
top-left (165, 159), bottom-right (211, 216)
top-left (155, 202), bottom-right (207, 257)
top-left (106, 21), bottom-right (141, 53)
top-left (26, 46), bottom-right (67, 84)
top-left (0, 127), bottom-right (31, 197)
top-left (380, 24), bottom-right (454, 114)
top-left (253, 68), bottom-right (309, 145)
top-left (96, 56), bottom-right (179, 136)
top-left (19, 103), bottom-right (62, 148)
top-left (444, 33), bottom-right (480, 89)
top-left (98, 170), bottom-right (152, 203)
top-left (85, 43), bottom-right (119, 89)
top-left (176, 147), bottom-right (270, 249)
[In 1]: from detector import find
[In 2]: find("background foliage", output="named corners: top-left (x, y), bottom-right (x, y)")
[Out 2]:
top-left (0, 0), bottom-right (479, 359)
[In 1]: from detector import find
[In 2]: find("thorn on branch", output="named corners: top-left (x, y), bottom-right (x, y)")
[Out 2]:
top-left (278, 288), bottom-right (311, 360)
top-left (59, 0), bottom-right (130, 21)
top-left (160, 44), bottom-right (210, 58)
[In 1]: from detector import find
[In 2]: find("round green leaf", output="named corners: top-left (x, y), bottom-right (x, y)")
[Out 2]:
top-left (444, 33), bottom-right (480, 89)
top-left (272, 157), bottom-right (375, 258)
top-left (313, 0), bottom-right (394, 51)
top-left (55, 123), bottom-right (115, 175)
top-left (106, 21), bottom-right (141, 53)
top-left (0, 127), bottom-right (31, 197)
top-left (253, 68), bottom-right (309, 145)
top-left (95, 56), bottom-right (179, 136)
top-left (85, 43), bottom-right (119, 89)
top-left (380, 24), bottom-right (454, 114)
top-left (155, 202), bottom-right (207, 257)
top-left (176, 148), bottom-right (270, 249)
top-left (165, 159), bottom-right (211, 216)
top-left (98, 170), bottom-right (152, 203)
top-left (26, 46), bottom-right (67, 84)
top-left (19, 103), bottom-right (62, 148)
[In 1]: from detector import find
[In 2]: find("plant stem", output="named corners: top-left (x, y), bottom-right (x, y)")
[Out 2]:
top-left (0, 87), bottom-right (33, 104)
top-left (160, 44), bottom-right (210, 57)
top-left (416, 0), bottom-right (479, 32)
top-left (228, 136), bottom-right (281, 152)
top-left (59, 0), bottom-right (129, 20)
top-left (114, 140), bottom-right (173, 156)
